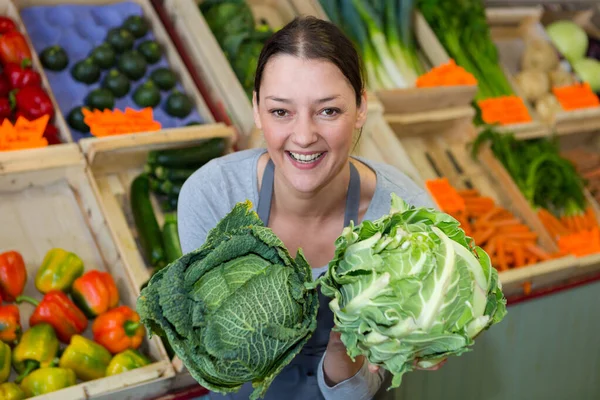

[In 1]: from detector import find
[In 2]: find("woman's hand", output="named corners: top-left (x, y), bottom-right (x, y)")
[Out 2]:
top-left (323, 331), bottom-right (370, 386)
top-left (413, 358), bottom-right (448, 371)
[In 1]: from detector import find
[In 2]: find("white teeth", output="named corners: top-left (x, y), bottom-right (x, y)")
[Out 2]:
top-left (289, 152), bottom-right (323, 163)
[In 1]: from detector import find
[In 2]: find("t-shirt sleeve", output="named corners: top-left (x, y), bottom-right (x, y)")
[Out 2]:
top-left (317, 352), bottom-right (385, 400)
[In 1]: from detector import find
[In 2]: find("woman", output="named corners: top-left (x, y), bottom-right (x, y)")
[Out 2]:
top-left (178, 16), bottom-right (440, 400)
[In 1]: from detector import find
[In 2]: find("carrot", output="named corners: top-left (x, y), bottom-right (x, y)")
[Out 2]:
top-left (524, 244), bottom-right (552, 261)
top-left (458, 189), bottom-right (480, 198)
top-left (472, 227), bottom-right (496, 245)
top-left (522, 281), bottom-right (532, 296)
top-left (496, 238), bottom-right (508, 271)
top-left (497, 224), bottom-right (531, 234)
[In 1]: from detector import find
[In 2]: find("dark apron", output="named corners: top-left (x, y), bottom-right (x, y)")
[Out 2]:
top-left (209, 159), bottom-right (362, 400)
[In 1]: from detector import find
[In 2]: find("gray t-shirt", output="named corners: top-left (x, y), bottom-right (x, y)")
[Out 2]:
top-left (177, 148), bottom-right (434, 400)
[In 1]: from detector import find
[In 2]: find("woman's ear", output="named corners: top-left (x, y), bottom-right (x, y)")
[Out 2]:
top-left (355, 90), bottom-right (368, 129)
top-left (252, 91), bottom-right (262, 130)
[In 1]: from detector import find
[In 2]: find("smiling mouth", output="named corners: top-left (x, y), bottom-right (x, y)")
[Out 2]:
top-left (287, 151), bottom-right (326, 164)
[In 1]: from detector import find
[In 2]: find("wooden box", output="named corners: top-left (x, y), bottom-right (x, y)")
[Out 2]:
top-left (0, 144), bottom-right (175, 399)
top-left (487, 7), bottom-right (600, 137)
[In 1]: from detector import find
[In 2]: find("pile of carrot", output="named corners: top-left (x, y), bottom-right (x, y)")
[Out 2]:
top-left (477, 95), bottom-right (533, 125)
top-left (552, 83), bottom-right (600, 111)
top-left (0, 117), bottom-right (48, 151)
top-left (537, 208), bottom-right (600, 256)
top-left (426, 178), bottom-right (558, 271)
top-left (416, 59), bottom-right (477, 88)
top-left (562, 148), bottom-right (600, 206)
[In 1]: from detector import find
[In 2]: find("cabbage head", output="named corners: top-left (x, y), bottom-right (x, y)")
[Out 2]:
top-left (137, 201), bottom-right (319, 400)
top-left (318, 194), bottom-right (507, 388)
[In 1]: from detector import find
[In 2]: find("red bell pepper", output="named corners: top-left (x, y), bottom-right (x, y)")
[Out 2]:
top-left (0, 98), bottom-right (11, 121)
top-left (0, 74), bottom-right (10, 97)
top-left (17, 291), bottom-right (88, 343)
top-left (0, 17), bottom-right (16, 34)
top-left (10, 86), bottom-right (54, 120)
top-left (0, 31), bottom-right (32, 65)
top-left (71, 270), bottom-right (119, 318)
top-left (0, 304), bottom-right (21, 345)
top-left (92, 306), bottom-right (145, 354)
top-left (0, 251), bottom-right (27, 302)
top-left (43, 123), bottom-right (60, 145)
top-left (4, 60), bottom-right (41, 89)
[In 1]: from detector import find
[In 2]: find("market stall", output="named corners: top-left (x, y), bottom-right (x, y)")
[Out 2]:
top-left (0, 0), bottom-right (599, 399)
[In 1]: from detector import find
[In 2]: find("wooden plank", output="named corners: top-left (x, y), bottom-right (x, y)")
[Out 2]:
top-left (0, 143), bottom-right (84, 175)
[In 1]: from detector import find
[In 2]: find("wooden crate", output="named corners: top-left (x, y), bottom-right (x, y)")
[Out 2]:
top-left (0, 144), bottom-right (175, 399)
top-left (0, 0), bottom-right (72, 160)
top-left (288, 0), bottom-right (478, 138)
top-left (12, 0), bottom-right (216, 143)
top-left (487, 7), bottom-right (600, 137)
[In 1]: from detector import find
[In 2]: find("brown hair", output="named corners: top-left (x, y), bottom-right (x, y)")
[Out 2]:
top-left (254, 16), bottom-right (365, 106)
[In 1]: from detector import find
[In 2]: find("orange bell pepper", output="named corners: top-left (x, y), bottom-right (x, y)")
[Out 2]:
top-left (0, 304), bottom-right (21, 345)
top-left (0, 250), bottom-right (27, 302)
top-left (92, 306), bottom-right (145, 354)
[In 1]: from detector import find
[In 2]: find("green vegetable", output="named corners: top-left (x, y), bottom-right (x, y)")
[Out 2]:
top-left (159, 180), bottom-right (181, 197)
top-left (106, 349), bottom-right (151, 376)
top-left (39, 46), bottom-right (68, 71)
top-left (418, 0), bottom-right (513, 100)
top-left (546, 20), bottom-right (588, 63)
top-left (314, 194), bottom-right (507, 388)
top-left (471, 127), bottom-right (587, 218)
top-left (137, 40), bottom-right (162, 64)
top-left (165, 90), bottom-right (193, 118)
top-left (203, 2), bottom-right (254, 43)
top-left (106, 28), bottom-right (135, 53)
top-left (146, 138), bottom-right (226, 168)
top-left (67, 106), bottom-right (90, 133)
top-left (118, 50), bottom-right (148, 80)
top-left (71, 57), bottom-right (101, 84)
top-left (150, 67), bottom-right (177, 90)
top-left (130, 174), bottom-right (165, 269)
top-left (102, 69), bottom-right (131, 98)
top-left (122, 15), bottom-right (149, 39)
top-left (155, 166), bottom-right (195, 181)
top-left (137, 200), bottom-right (319, 400)
top-left (161, 194), bottom-right (179, 213)
top-left (90, 43), bottom-right (117, 69)
top-left (0, 382), bottom-right (26, 400)
top-left (572, 58), bottom-right (600, 92)
top-left (186, 121), bottom-right (201, 126)
top-left (20, 367), bottom-right (76, 397)
top-left (133, 81), bottom-right (161, 108)
top-left (85, 88), bottom-right (115, 111)
top-left (162, 214), bottom-right (182, 263)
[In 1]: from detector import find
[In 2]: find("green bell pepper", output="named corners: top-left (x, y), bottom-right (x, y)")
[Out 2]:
top-left (35, 248), bottom-right (84, 293)
top-left (0, 382), bottom-right (26, 400)
top-left (0, 341), bottom-right (10, 383)
top-left (12, 323), bottom-right (59, 383)
top-left (106, 349), bottom-right (151, 376)
top-left (20, 367), bottom-right (76, 397)
top-left (59, 334), bottom-right (112, 381)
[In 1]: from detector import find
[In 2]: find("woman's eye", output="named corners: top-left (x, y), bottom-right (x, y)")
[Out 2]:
top-left (321, 108), bottom-right (339, 117)
top-left (271, 109), bottom-right (288, 118)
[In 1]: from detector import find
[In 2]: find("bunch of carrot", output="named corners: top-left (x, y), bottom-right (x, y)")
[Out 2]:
top-left (552, 83), bottom-right (600, 111)
top-left (416, 59), bottom-right (477, 88)
top-left (537, 208), bottom-right (600, 256)
top-left (0, 117), bottom-right (48, 151)
top-left (477, 95), bottom-right (532, 125)
top-left (427, 178), bottom-right (557, 271)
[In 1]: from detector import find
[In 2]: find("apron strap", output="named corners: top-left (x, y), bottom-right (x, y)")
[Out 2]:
top-left (256, 158), bottom-right (361, 227)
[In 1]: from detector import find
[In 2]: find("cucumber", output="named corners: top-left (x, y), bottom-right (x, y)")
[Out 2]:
top-left (130, 174), bottom-right (166, 269)
top-left (146, 138), bottom-right (225, 168)
top-left (159, 180), bottom-right (181, 197)
top-left (161, 194), bottom-right (178, 212)
top-left (155, 166), bottom-right (195, 181)
top-left (162, 214), bottom-right (183, 263)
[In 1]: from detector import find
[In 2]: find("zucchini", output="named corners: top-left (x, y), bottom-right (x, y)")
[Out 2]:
top-left (162, 213), bottom-right (183, 263)
top-left (154, 166), bottom-right (195, 181)
top-left (161, 194), bottom-right (178, 212)
top-left (159, 180), bottom-right (181, 197)
top-left (146, 138), bottom-right (226, 168)
top-left (130, 174), bottom-right (166, 269)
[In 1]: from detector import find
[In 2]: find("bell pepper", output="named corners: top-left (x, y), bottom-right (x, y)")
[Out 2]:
top-left (0, 304), bottom-right (21, 345)
top-left (20, 367), bottom-right (76, 397)
top-left (35, 248), bottom-right (84, 293)
top-left (71, 270), bottom-right (119, 318)
top-left (0, 97), bottom-right (11, 121)
top-left (0, 382), bottom-right (26, 400)
top-left (0, 341), bottom-right (10, 383)
top-left (4, 59), bottom-right (41, 89)
top-left (0, 74), bottom-right (10, 97)
top-left (0, 17), bottom-right (16, 34)
top-left (11, 323), bottom-right (59, 383)
top-left (59, 334), bottom-right (112, 381)
top-left (0, 250), bottom-right (27, 302)
top-left (0, 31), bottom-right (32, 65)
top-left (106, 348), bottom-right (151, 376)
top-left (43, 123), bottom-right (61, 145)
top-left (92, 306), bottom-right (145, 354)
top-left (17, 291), bottom-right (88, 343)
top-left (10, 86), bottom-right (55, 121)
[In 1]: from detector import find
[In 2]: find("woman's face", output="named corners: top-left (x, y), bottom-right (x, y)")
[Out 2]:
top-left (253, 55), bottom-right (367, 194)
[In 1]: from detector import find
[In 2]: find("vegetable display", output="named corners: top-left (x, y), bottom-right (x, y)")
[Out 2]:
top-left (59, 335), bottom-right (112, 381)
top-left (92, 306), bottom-right (145, 354)
top-left (11, 323), bottom-right (59, 383)
top-left (319, 0), bottom-right (424, 90)
top-left (137, 200), bottom-right (319, 400)
top-left (106, 349), bottom-right (151, 376)
top-left (71, 270), bottom-right (120, 318)
top-left (313, 194), bottom-right (506, 388)
top-left (20, 367), bottom-right (76, 397)
top-left (199, 0), bottom-right (273, 99)
top-left (34, 248), bottom-right (84, 294)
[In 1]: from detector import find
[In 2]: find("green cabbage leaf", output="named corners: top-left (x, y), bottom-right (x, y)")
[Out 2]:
top-left (137, 201), bottom-right (319, 400)
top-left (316, 193), bottom-right (507, 388)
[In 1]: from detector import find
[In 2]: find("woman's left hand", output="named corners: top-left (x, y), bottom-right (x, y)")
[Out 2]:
top-left (413, 358), bottom-right (448, 371)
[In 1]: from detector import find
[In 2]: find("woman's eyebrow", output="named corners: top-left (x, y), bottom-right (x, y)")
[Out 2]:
top-left (264, 95), bottom-right (341, 104)
top-left (265, 96), bottom-right (291, 103)
top-left (315, 95), bottom-right (340, 104)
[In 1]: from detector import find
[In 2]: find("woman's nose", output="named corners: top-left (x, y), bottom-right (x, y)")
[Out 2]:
top-left (291, 114), bottom-right (318, 147)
